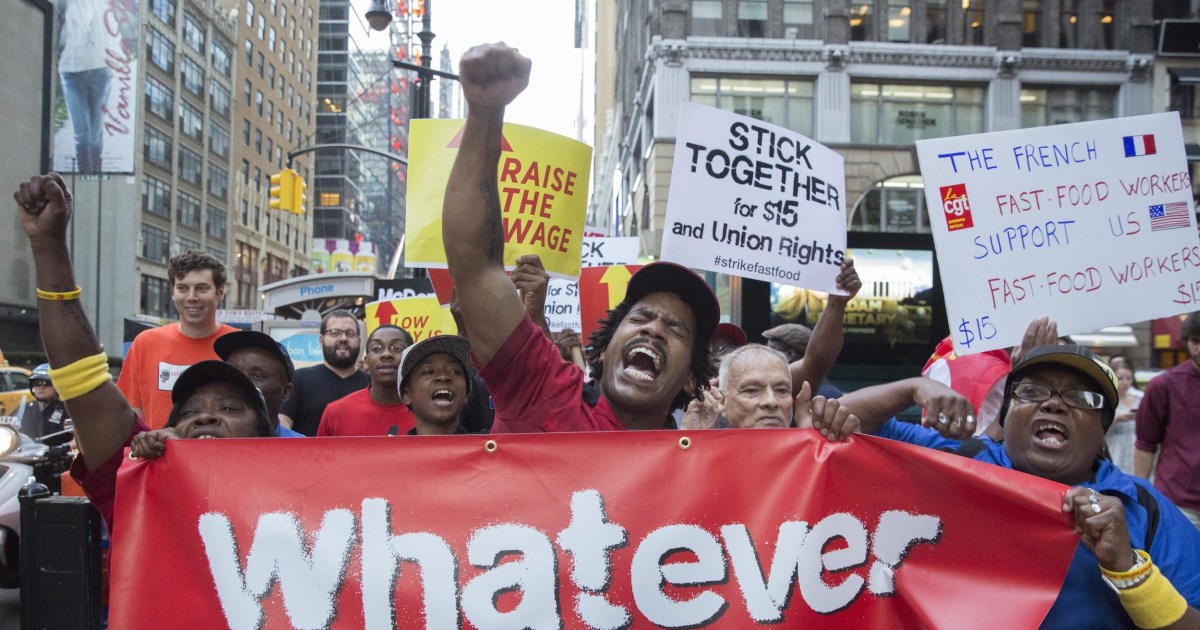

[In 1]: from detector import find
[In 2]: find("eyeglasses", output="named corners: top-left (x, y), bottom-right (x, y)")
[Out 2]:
top-left (323, 328), bottom-right (359, 339)
top-left (709, 343), bottom-right (737, 356)
top-left (1011, 382), bottom-right (1105, 410)
top-left (366, 342), bottom-right (407, 355)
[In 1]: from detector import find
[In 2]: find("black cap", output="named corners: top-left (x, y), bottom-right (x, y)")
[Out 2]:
top-left (623, 262), bottom-right (720, 341)
top-left (214, 330), bottom-right (295, 381)
top-left (167, 360), bottom-right (272, 436)
top-left (399, 335), bottom-right (475, 395)
top-left (999, 344), bottom-right (1120, 431)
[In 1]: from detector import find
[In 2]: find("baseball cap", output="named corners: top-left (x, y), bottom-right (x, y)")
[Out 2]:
top-left (998, 344), bottom-right (1120, 431)
top-left (399, 335), bottom-right (475, 395)
top-left (622, 262), bottom-right (720, 341)
top-left (762, 323), bottom-right (813, 356)
top-left (166, 360), bottom-right (272, 435)
top-left (713, 323), bottom-right (747, 347)
top-left (214, 330), bottom-right (295, 381)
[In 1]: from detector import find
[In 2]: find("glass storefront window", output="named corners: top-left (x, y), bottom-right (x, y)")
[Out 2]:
top-left (851, 83), bottom-right (983, 144)
top-left (852, 175), bottom-right (929, 233)
top-left (1020, 87), bottom-right (1117, 127)
top-left (690, 77), bottom-right (814, 136)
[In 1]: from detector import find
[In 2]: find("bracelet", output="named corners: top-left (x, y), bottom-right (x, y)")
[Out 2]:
top-left (1101, 552), bottom-right (1188, 629)
top-left (47, 353), bottom-right (112, 401)
top-left (36, 285), bottom-right (82, 301)
top-left (1100, 549), bottom-right (1153, 589)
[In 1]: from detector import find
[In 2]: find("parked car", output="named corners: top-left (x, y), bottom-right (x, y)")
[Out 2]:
top-left (0, 366), bottom-right (31, 418)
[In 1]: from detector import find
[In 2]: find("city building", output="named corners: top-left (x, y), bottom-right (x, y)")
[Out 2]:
top-left (590, 0), bottom-right (1172, 372)
top-left (229, 0), bottom-right (320, 310)
top-left (0, 0), bottom-right (54, 357)
top-left (313, 0), bottom-right (369, 244)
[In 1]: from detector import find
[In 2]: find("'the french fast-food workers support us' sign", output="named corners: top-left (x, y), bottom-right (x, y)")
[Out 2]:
top-left (661, 102), bottom-right (848, 294)
top-left (916, 112), bottom-right (1200, 355)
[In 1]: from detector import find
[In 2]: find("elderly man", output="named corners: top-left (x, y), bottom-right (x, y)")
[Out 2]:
top-left (809, 331), bottom-right (1200, 628)
top-left (683, 344), bottom-right (863, 441)
top-left (14, 173), bottom-right (275, 538)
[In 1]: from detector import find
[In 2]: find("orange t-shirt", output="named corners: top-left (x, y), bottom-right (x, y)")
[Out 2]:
top-left (116, 323), bottom-right (238, 429)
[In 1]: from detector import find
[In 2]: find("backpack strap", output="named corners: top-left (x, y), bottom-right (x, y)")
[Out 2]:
top-left (1133, 483), bottom-right (1161, 551)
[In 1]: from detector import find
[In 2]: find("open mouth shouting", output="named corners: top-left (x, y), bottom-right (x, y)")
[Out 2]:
top-left (430, 388), bottom-right (456, 407)
top-left (622, 344), bottom-right (663, 382)
top-left (1032, 419), bottom-right (1069, 449)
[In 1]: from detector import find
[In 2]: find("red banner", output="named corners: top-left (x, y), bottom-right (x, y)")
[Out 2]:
top-left (111, 430), bottom-right (1077, 629)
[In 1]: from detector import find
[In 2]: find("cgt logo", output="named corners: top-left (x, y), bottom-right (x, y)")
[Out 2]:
top-left (939, 183), bottom-right (975, 232)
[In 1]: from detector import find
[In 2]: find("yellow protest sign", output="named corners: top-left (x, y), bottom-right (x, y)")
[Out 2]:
top-left (364, 296), bottom-right (458, 342)
top-left (405, 119), bottom-right (592, 279)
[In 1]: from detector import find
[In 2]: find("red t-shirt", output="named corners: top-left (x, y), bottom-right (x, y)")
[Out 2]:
top-left (480, 315), bottom-right (624, 433)
top-left (316, 387), bottom-right (415, 436)
top-left (69, 416), bottom-right (151, 536)
top-left (116, 323), bottom-right (238, 429)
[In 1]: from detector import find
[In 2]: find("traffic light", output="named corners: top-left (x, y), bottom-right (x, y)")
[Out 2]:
top-left (289, 171), bottom-right (307, 215)
top-left (268, 170), bottom-right (294, 213)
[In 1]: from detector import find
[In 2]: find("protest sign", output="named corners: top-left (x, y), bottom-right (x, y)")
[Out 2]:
top-left (661, 102), bottom-right (847, 293)
top-left (916, 112), bottom-right (1200, 355)
top-left (546, 237), bottom-right (641, 332)
top-left (109, 430), bottom-right (1076, 629)
top-left (427, 268), bottom-right (455, 306)
top-left (405, 120), bottom-right (592, 278)
top-left (372, 278), bottom-right (436, 303)
top-left (364, 296), bottom-right (457, 341)
top-left (578, 264), bottom-right (642, 340)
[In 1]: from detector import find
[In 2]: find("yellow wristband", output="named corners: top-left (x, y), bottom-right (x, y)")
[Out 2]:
top-left (1112, 560), bottom-right (1189, 629)
top-left (36, 285), bottom-right (82, 301)
top-left (47, 353), bottom-right (112, 401)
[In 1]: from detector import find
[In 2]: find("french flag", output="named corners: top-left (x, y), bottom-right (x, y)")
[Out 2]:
top-left (1123, 134), bottom-right (1156, 157)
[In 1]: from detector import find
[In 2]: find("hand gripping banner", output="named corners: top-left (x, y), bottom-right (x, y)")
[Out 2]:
top-left (110, 430), bottom-right (1077, 629)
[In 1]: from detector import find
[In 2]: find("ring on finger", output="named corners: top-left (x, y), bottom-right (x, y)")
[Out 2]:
top-left (966, 414), bottom-right (975, 425)
top-left (1088, 491), bottom-right (1101, 513)
top-left (952, 416), bottom-right (964, 427)
top-left (937, 413), bottom-right (949, 425)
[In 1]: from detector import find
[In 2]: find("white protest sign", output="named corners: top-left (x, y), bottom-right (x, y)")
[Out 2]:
top-left (545, 236), bottom-right (640, 331)
top-left (916, 112), bottom-right (1200, 355)
top-left (661, 101), bottom-right (847, 292)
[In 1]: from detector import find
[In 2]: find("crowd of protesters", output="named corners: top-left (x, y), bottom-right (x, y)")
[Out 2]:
top-left (10, 41), bottom-right (1200, 629)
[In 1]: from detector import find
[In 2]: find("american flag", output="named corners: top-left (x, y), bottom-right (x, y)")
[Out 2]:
top-left (1149, 201), bottom-right (1193, 231)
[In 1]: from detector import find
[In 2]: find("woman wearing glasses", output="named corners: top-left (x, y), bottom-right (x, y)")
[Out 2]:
top-left (805, 321), bottom-right (1200, 629)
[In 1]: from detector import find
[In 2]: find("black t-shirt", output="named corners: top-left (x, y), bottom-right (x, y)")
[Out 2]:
top-left (280, 365), bottom-right (370, 436)
top-left (460, 372), bottom-right (495, 434)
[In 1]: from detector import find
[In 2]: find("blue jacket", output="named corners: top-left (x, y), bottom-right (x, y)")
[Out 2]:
top-left (876, 419), bottom-right (1200, 628)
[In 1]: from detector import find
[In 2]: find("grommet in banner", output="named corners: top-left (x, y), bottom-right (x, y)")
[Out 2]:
top-left (679, 436), bottom-right (691, 450)
top-left (484, 440), bottom-right (498, 453)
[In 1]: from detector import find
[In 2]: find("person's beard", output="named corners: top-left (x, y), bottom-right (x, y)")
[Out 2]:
top-left (324, 343), bottom-right (358, 370)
